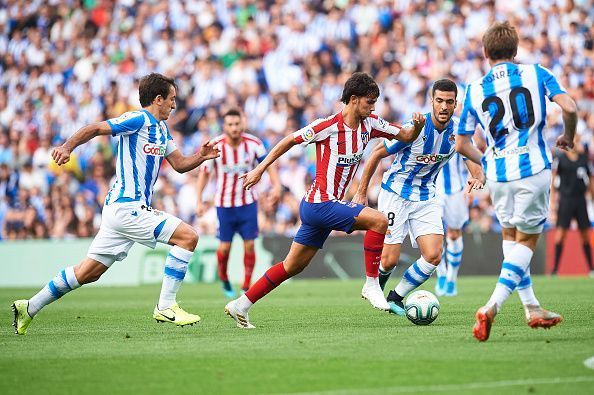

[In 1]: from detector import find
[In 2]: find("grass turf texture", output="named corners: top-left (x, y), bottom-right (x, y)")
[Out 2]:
top-left (1, 277), bottom-right (593, 395)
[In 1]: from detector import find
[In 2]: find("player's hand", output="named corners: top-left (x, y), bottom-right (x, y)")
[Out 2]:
top-left (51, 145), bottom-right (72, 166)
top-left (555, 134), bottom-right (574, 151)
top-left (465, 176), bottom-right (485, 195)
top-left (199, 140), bottom-right (220, 161)
top-left (240, 167), bottom-right (264, 190)
top-left (351, 192), bottom-right (368, 206)
top-left (411, 112), bottom-right (426, 132)
top-left (196, 201), bottom-right (207, 217)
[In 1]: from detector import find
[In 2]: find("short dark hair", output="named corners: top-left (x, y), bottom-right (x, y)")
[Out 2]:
top-left (223, 108), bottom-right (242, 119)
top-left (482, 21), bottom-right (519, 61)
top-left (432, 79), bottom-right (458, 98)
top-left (138, 73), bottom-right (177, 107)
top-left (340, 72), bottom-right (380, 104)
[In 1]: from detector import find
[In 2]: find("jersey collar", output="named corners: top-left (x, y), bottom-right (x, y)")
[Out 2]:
top-left (141, 109), bottom-right (159, 125)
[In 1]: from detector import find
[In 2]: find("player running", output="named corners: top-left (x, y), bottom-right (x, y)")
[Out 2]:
top-left (353, 79), bottom-right (484, 315)
top-left (434, 152), bottom-right (470, 297)
top-left (455, 21), bottom-right (576, 341)
top-left (224, 72), bottom-right (425, 328)
top-left (196, 109), bottom-right (281, 297)
top-left (12, 73), bottom-right (219, 335)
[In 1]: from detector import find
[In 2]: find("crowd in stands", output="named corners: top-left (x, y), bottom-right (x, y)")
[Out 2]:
top-left (0, 0), bottom-right (593, 241)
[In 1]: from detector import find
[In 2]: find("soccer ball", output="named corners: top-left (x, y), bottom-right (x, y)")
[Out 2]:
top-left (404, 290), bottom-right (440, 325)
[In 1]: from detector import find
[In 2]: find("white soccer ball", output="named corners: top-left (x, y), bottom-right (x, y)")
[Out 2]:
top-left (405, 290), bottom-right (440, 325)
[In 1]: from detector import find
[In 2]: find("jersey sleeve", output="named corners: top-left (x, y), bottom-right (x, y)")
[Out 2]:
top-left (536, 65), bottom-right (566, 100)
top-left (368, 114), bottom-right (401, 140)
top-left (163, 122), bottom-right (177, 156)
top-left (107, 111), bottom-right (145, 136)
top-left (383, 118), bottom-right (412, 154)
top-left (254, 138), bottom-right (268, 163)
top-left (292, 117), bottom-right (334, 145)
top-left (457, 85), bottom-right (478, 136)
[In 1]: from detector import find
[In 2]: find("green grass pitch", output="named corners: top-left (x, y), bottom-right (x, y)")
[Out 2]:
top-left (1, 277), bottom-right (593, 394)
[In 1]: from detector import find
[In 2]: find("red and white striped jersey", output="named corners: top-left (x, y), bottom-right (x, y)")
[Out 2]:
top-left (203, 133), bottom-right (268, 207)
top-left (293, 112), bottom-right (401, 203)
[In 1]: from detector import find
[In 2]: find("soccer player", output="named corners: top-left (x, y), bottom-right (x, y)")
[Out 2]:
top-left (224, 72), bottom-right (425, 328)
top-left (11, 73), bottom-right (220, 335)
top-left (196, 109), bottom-right (281, 297)
top-left (353, 79), bottom-right (484, 315)
top-left (434, 152), bottom-right (470, 297)
top-left (455, 21), bottom-right (577, 341)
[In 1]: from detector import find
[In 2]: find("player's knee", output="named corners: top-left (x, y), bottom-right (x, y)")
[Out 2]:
top-left (244, 241), bottom-right (255, 253)
top-left (284, 261), bottom-right (306, 276)
top-left (372, 213), bottom-right (388, 233)
top-left (218, 243), bottom-right (231, 255)
top-left (423, 251), bottom-right (442, 266)
top-left (182, 228), bottom-right (199, 251)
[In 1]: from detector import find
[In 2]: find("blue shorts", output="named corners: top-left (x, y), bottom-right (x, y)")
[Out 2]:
top-left (216, 202), bottom-right (259, 242)
top-left (294, 199), bottom-right (365, 249)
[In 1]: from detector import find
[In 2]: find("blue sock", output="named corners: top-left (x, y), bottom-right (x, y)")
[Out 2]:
top-left (394, 257), bottom-right (436, 298)
top-left (28, 266), bottom-right (81, 316)
top-left (158, 246), bottom-right (193, 309)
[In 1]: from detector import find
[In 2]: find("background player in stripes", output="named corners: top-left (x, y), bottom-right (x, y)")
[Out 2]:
top-left (353, 79), bottom-right (484, 315)
top-left (223, 72), bottom-right (425, 328)
top-left (434, 151), bottom-right (470, 297)
top-left (196, 109), bottom-right (281, 297)
top-left (456, 21), bottom-right (577, 341)
top-left (12, 73), bottom-right (220, 335)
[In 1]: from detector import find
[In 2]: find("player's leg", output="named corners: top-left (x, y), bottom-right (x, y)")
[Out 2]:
top-left (434, 245), bottom-right (448, 296)
top-left (12, 256), bottom-right (108, 335)
top-left (238, 202), bottom-right (259, 293)
top-left (216, 206), bottom-right (236, 297)
top-left (350, 206), bottom-right (390, 310)
top-left (378, 243), bottom-right (401, 291)
top-left (445, 228), bottom-right (463, 296)
top-left (225, 241), bottom-right (319, 329)
top-left (551, 198), bottom-right (572, 275)
top-left (153, 220), bottom-right (201, 326)
top-left (574, 196), bottom-right (593, 274)
top-left (388, 233), bottom-right (443, 315)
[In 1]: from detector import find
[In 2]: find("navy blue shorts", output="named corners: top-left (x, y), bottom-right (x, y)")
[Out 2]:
top-left (216, 202), bottom-right (259, 242)
top-left (294, 199), bottom-right (365, 249)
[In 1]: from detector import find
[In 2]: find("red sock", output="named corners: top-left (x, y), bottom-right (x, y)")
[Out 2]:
top-left (245, 262), bottom-right (290, 303)
top-left (217, 249), bottom-right (230, 282)
top-left (364, 230), bottom-right (385, 277)
top-left (243, 251), bottom-right (256, 290)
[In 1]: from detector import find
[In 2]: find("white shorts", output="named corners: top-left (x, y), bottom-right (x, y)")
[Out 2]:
top-left (437, 190), bottom-right (469, 230)
top-left (378, 188), bottom-right (444, 247)
top-left (87, 201), bottom-right (182, 267)
top-left (487, 169), bottom-right (551, 234)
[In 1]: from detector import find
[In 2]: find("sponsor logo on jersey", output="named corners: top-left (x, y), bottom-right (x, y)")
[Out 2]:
top-left (415, 153), bottom-right (451, 164)
top-left (143, 143), bottom-right (166, 156)
top-left (222, 163), bottom-right (251, 174)
top-left (337, 152), bottom-right (363, 167)
top-left (492, 145), bottom-right (530, 158)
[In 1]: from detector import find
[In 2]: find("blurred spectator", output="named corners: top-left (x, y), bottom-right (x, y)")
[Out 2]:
top-left (0, 0), bottom-right (592, 240)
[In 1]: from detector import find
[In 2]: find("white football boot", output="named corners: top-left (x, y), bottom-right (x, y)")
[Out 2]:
top-left (361, 278), bottom-right (390, 311)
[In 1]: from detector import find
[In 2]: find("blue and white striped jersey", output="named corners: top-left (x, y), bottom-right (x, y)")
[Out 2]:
top-left (458, 62), bottom-right (566, 182)
top-left (381, 114), bottom-right (458, 202)
top-left (105, 110), bottom-right (177, 206)
top-left (435, 152), bottom-right (468, 196)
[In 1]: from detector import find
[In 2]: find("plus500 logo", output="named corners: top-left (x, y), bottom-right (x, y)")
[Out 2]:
top-left (415, 154), bottom-right (449, 164)
top-left (337, 153), bottom-right (363, 166)
top-left (143, 143), bottom-right (166, 156)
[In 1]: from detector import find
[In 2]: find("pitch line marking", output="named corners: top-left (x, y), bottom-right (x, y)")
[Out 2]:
top-left (280, 376), bottom-right (594, 395)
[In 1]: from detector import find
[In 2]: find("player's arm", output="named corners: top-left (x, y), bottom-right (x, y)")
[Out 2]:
top-left (455, 134), bottom-right (483, 165)
top-left (552, 93), bottom-right (578, 150)
top-left (463, 159), bottom-right (485, 194)
top-left (395, 112), bottom-right (426, 143)
top-left (265, 163), bottom-right (282, 204)
top-left (352, 143), bottom-right (392, 205)
top-left (242, 134), bottom-right (297, 190)
top-left (51, 122), bottom-right (112, 165)
top-left (166, 140), bottom-right (220, 173)
top-left (550, 157), bottom-right (559, 212)
top-left (195, 167), bottom-right (211, 216)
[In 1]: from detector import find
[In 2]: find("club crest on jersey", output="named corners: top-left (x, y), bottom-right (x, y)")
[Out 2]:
top-left (361, 131), bottom-right (370, 144)
top-left (415, 153), bottom-right (450, 164)
top-left (143, 143), bottom-right (166, 156)
top-left (337, 152), bottom-right (363, 167)
top-left (449, 134), bottom-right (456, 143)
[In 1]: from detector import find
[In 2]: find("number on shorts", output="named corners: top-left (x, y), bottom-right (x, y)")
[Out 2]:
top-left (387, 212), bottom-right (395, 226)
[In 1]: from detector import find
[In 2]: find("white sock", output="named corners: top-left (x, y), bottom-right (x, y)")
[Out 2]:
top-left (487, 244), bottom-right (533, 312)
top-left (158, 246), bottom-right (193, 310)
top-left (235, 294), bottom-right (253, 313)
top-left (504, 240), bottom-right (540, 306)
top-left (435, 254), bottom-right (447, 278)
top-left (394, 256), bottom-right (436, 297)
top-left (379, 264), bottom-right (394, 274)
top-left (28, 266), bottom-right (80, 317)
top-left (445, 237), bottom-right (463, 282)
top-left (365, 276), bottom-right (381, 288)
